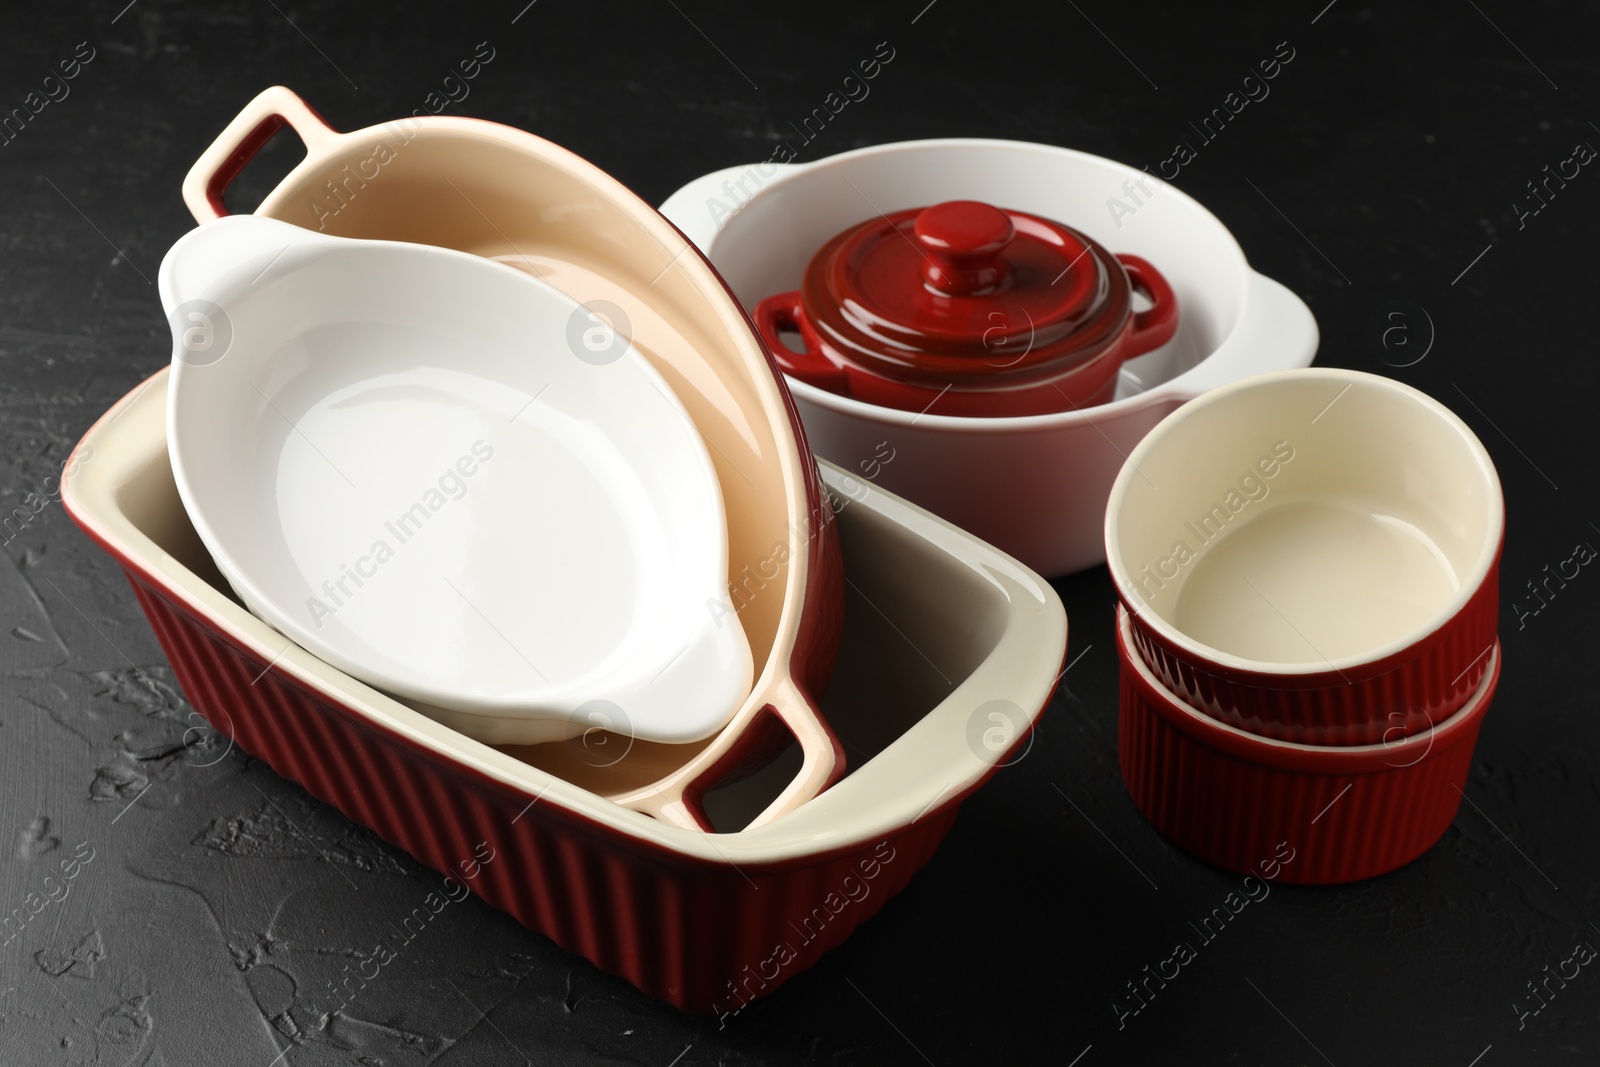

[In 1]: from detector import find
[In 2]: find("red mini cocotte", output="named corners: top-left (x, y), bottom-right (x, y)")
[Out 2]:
top-left (754, 199), bottom-right (1178, 417)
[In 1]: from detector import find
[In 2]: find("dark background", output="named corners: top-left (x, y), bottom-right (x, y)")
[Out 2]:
top-left (3, 0), bottom-right (1598, 1063)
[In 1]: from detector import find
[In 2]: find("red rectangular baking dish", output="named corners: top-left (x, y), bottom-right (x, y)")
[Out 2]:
top-left (62, 369), bottom-right (1067, 1013)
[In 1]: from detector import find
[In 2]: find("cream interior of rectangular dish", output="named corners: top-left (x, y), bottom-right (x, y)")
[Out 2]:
top-left (71, 372), bottom-right (1065, 854)
top-left (1112, 374), bottom-right (1498, 666)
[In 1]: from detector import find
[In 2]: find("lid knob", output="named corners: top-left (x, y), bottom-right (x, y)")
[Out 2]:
top-left (914, 200), bottom-right (1016, 296)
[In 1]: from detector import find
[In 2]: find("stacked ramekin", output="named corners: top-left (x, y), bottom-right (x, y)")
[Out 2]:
top-left (1105, 368), bottom-right (1504, 884)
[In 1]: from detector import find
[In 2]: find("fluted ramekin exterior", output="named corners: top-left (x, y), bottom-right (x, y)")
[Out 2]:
top-left (1117, 607), bottom-right (1497, 885)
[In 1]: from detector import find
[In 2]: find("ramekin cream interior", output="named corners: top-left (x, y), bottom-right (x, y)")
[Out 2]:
top-left (1106, 369), bottom-right (1502, 673)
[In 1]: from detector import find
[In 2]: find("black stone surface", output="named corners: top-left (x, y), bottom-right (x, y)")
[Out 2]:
top-left (3, 1), bottom-right (1599, 1063)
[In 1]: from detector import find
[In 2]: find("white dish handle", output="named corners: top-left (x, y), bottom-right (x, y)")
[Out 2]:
top-left (160, 213), bottom-right (322, 313)
top-left (636, 673), bottom-right (843, 832)
top-left (1150, 271), bottom-right (1318, 404)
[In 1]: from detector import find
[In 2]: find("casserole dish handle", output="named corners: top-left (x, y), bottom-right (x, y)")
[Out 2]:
top-left (628, 675), bottom-right (844, 831)
top-left (182, 86), bottom-right (342, 222)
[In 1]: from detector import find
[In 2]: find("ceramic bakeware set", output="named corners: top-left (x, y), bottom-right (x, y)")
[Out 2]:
top-left (62, 87), bottom-right (1068, 1011)
top-left (61, 84), bottom-right (1502, 1009)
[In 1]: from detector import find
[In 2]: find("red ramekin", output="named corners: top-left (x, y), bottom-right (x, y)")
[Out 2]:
top-left (1106, 368), bottom-right (1503, 746)
top-left (1116, 605), bottom-right (1498, 885)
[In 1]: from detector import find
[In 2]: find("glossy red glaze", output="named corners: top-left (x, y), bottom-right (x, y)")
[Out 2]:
top-left (1117, 607), bottom-right (1497, 885)
top-left (754, 200), bottom-right (1178, 417)
top-left (1123, 527), bottom-right (1502, 746)
top-left (915, 200), bottom-right (1018, 296)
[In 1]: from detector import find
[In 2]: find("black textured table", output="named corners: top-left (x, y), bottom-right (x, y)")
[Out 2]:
top-left (4, 1), bottom-right (1598, 1063)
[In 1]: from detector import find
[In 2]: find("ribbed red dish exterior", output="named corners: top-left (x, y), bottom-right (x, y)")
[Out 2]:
top-left (1118, 612), bottom-right (1497, 885)
top-left (121, 570), bottom-right (966, 1013)
top-left (1124, 536), bottom-right (1500, 746)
